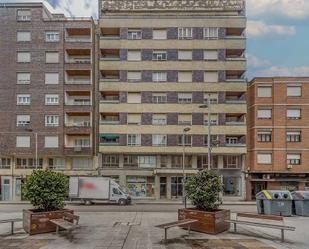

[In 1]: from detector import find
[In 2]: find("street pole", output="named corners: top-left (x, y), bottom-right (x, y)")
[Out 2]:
top-left (35, 133), bottom-right (38, 169)
top-left (207, 94), bottom-right (211, 170)
top-left (182, 128), bottom-right (190, 208)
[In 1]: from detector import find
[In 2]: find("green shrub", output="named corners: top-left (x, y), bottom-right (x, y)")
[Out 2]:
top-left (22, 169), bottom-right (69, 211)
top-left (185, 170), bottom-right (223, 211)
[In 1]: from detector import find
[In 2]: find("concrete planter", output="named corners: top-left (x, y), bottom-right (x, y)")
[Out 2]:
top-left (23, 209), bottom-right (73, 235)
top-left (178, 208), bottom-right (230, 234)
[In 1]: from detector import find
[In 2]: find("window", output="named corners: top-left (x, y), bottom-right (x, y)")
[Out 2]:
top-left (45, 94), bottom-right (59, 105)
top-left (124, 155), bottom-right (138, 167)
top-left (45, 31), bottom-right (60, 42)
top-left (178, 93), bottom-right (192, 104)
top-left (75, 138), bottom-right (90, 148)
top-left (178, 114), bottom-right (192, 125)
top-left (153, 29), bottom-right (167, 39)
top-left (17, 9), bottom-right (31, 21)
top-left (127, 92), bottom-right (141, 103)
top-left (45, 52), bottom-right (59, 63)
top-left (204, 93), bottom-right (218, 104)
top-left (128, 29), bottom-right (142, 40)
top-left (48, 158), bottom-right (65, 170)
top-left (152, 114), bottom-right (167, 125)
top-left (287, 131), bottom-right (301, 142)
top-left (16, 136), bottom-right (30, 148)
top-left (257, 86), bottom-right (272, 97)
top-left (160, 155), bottom-right (168, 168)
top-left (100, 134), bottom-right (120, 145)
top-left (204, 50), bottom-right (218, 60)
top-left (204, 27), bottom-right (219, 39)
top-left (16, 158), bottom-right (43, 169)
top-left (17, 73), bottom-right (30, 84)
top-left (257, 131), bottom-right (272, 142)
top-left (287, 85), bottom-right (301, 97)
top-left (127, 114), bottom-right (141, 125)
top-left (127, 50), bottom-right (141, 61)
top-left (17, 94), bottom-right (30, 105)
top-left (17, 52), bottom-right (30, 63)
top-left (45, 73), bottom-right (59, 84)
top-left (257, 153), bottom-right (272, 164)
top-left (178, 72), bottom-right (192, 82)
top-left (204, 114), bottom-right (218, 125)
top-left (127, 134), bottom-right (141, 146)
top-left (72, 158), bottom-right (92, 169)
top-left (257, 108), bottom-right (271, 119)
top-left (152, 135), bottom-right (167, 146)
top-left (204, 71), bottom-right (218, 82)
top-left (287, 108), bottom-right (301, 119)
top-left (152, 93), bottom-right (167, 103)
top-left (178, 50), bottom-right (192, 60)
top-left (178, 135), bottom-right (192, 146)
top-left (204, 135), bottom-right (219, 146)
top-left (152, 72), bottom-right (167, 82)
top-left (44, 136), bottom-right (59, 148)
top-left (152, 50), bottom-right (167, 61)
top-left (127, 71), bottom-right (142, 81)
top-left (126, 176), bottom-right (155, 197)
top-left (102, 155), bottom-right (119, 167)
top-left (16, 115), bottom-right (30, 127)
top-left (17, 31), bottom-right (31, 42)
top-left (223, 156), bottom-right (240, 169)
top-left (139, 156), bottom-right (157, 168)
top-left (45, 115), bottom-right (59, 127)
top-left (178, 28), bottom-right (193, 39)
top-left (0, 158), bottom-right (11, 169)
top-left (287, 154), bottom-right (301, 165)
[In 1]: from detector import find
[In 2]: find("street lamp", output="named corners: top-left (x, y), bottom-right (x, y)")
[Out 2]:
top-left (182, 127), bottom-right (190, 208)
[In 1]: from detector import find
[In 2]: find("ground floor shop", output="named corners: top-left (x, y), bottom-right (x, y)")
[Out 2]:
top-left (246, 173), bottom-right (309, 200)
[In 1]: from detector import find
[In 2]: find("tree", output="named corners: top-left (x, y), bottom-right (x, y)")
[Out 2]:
top-left (185, 170), bottom-right (223, 211)
top-left (22, 169), bottom-right (69, 211)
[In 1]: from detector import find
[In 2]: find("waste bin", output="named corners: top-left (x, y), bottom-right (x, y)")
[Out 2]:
top-left (256, 190), bottom-right (293, 216)
top-left (291, 191), bottom-right (309, 216)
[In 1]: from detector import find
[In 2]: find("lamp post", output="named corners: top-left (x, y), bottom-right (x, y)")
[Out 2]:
top-left (182, 127), bottom-right (191, 208)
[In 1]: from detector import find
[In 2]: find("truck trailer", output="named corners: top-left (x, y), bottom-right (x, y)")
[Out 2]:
top-left (69, 177), bottom-right (131, 205)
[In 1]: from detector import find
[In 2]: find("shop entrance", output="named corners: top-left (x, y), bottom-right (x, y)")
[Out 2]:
top-left (171, 176), bottom-right (183, 199)
top-left (160, 177), bottom-right (167, 199)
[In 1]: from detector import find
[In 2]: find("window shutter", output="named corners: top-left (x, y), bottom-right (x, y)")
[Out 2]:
top-left (45, 136), bottom-right (59, 148)
top-left (257, 153), bottom-right (271, 164)
top-left (17, 73), bottom-right (30, 84)
top-left (127, 114), bottom-right (141, 124)
top-left (127, 71), bottom-right (141, 81)
top-left (287, 109), bottom-right (301, 118)
top-left (204, 71), bottom-right (218, 82)
top-left (17, 32), bottom-right (31, 41)
top-left (258, 109), bottom-right (271, 119)
top-left (287, 86), bottom-right (301, 96)
top-left (46, 52), bottom-right (59, 63)
top-left (17, 52), bottom-right (30, 62)
top-left (153, 29), bottom-right (167, 39)
top-left (178, 51), bottom-right (192, 60)
top-left (45, 73), bottom-right (59, 84)
top-left (16, 136), bottom-right (30, 148)
top-left (127, 50), bottom-right (141, 61)
top-left (204, 50), bottom-right (218, 60)
top-left (257, 86), bottom-right (272, 97)
top-left (178, 72), bottom-right (192, 82)
top-left (127, 93), bottom-right (141, 103)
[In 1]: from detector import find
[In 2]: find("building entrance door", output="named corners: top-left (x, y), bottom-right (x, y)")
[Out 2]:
top-left (252, 182), bottom-right (266, 200)
top-left (160, 177), bottom-right (167, 199)
top-left (171, 177), bottom-right (183, 199)
top-left (2, 178), bottom-right (11, 201)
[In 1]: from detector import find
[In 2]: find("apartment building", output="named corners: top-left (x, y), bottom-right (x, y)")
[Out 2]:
top-left (0, 1), bottom-right (97, 201)
top-left (99, 0), bottom-right (247, 200)
top-left (247, 77), bottom-right (309, 200)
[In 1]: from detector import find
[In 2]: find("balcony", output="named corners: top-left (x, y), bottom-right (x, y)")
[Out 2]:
top-left (225, 136), bottom-right (246, 147)
top-left (225, 70), bottom-right (246, 82)
top-left (65, 134), bottom-right (91, 154)
top-left (66, 49), bottom-right (91, 64)
top-left (225, 49), bottom-right (246, 61)
top-left (223, 155), bottom-right (242, 169)
top-left (100, 70), bottom-right (120, 82)
top-left (100, 113), bottom-right (120, 125)
top-left (65, 91), bottom-right (91, 106)
top-left (225, 92), bottom-right (246, 104)
top-left (225, 28), bottom-right (246, 39)
top-left (226, 114), bottom-right (246, 126)
top-left (65, 113), bottom-right (91, 127)
top-left (101, 92), bottom-right (120, 103)
top-left (100, 134), bottom-right (120, 146)
top-left (65, 70), bottom-right (91, 84)
top-left (101, 49), bottom-right (120, 61)
top-left (100, 28), bottom-right (120, 39)
top-left (65, 28), bottom-right (91, 43)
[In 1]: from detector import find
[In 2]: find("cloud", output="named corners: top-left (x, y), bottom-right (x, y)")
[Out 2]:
top-left (257, 66), bottom-right (309, 76)
top-left (247, 0), bottom-right (309, 20)
top-left (247, 54), bottom-right (272, 68)
top-left (247, 20), bottom-right (296, 38)
top-left (53, 0), bottom-right (98, 18)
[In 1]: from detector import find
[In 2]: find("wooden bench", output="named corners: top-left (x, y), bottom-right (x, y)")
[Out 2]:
top-left (225, 212), bottom-right (295, 242)
top-left (50, 213), bottom-right (80, 241)
top-left (155, 219), bottom-right (197, 241)
top-left (0, 218), bottom-right (22, 235)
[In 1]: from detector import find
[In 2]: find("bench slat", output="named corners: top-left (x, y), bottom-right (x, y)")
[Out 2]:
top-left (155, 219), bottom-right (197, 229)
top-left (226, 219), bottom-right (295, 231)
top-left (0, 219), bottom-right (23, 224)
top-left (237, 213), bottom-right (284, 221)
top-left (50, 219), bottom-right (76, 230)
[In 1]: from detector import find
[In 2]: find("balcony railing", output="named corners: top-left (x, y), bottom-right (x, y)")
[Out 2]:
top-left (66, 121), bottom-right (91, 127)
top-left (66, 99), bottom-right (91, 106)
top-left (100, 56), bottom-right (120, 61)
top-left (101, 77), bottom-right (120, 82)
top-left (225, 120), bottom-right (245, 125)
top-left (66, 79), bottom-right (91, 85)
top-left (66, 58), bottom-right (91, 64)
top-left (65, 37), bottom-right (91, 43)
top-left (100, 35), bottom-right (120, 40)
top-left (225, 99), bottom-right (246, 104)
top-left (100, 120), bottom-right (120, 125)
top-left (225, 143), bottom-right (246, 147)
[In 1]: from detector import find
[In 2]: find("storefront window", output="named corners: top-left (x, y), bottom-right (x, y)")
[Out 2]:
top-left (223, 176), bottom-right (241, 196)
top-left (171, 176), bottom-right (183, 198)
top-left (126, 176), bottom-right (155, 198)
top-left (15, 178), bottom-right (21, 197)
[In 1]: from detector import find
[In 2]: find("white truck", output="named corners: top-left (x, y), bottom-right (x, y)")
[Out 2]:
top-left (69, 177), bottom-right (131, 205)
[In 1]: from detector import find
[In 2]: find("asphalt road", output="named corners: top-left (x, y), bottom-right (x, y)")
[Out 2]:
top-left (0, 203), bottom-right (257, 213)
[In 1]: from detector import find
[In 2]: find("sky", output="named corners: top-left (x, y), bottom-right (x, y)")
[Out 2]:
top-left (46, 0), bottom-right (309, 80)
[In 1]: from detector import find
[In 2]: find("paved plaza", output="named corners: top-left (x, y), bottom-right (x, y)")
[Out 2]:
top-left (0, 204), bottom-right (308, 249)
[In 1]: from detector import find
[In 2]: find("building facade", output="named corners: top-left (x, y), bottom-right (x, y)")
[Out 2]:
top-left (0, 1), bottom-right (97, 201)
top-left (98, 0), bottom-right (247, 200)
top-left (247, 77), bottom-right (309, 200)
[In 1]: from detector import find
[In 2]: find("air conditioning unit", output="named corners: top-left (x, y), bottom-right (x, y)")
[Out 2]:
top-left (74, 147), bottom-right (82, 152)
top-left (287, 164), bottom-right (293, 169)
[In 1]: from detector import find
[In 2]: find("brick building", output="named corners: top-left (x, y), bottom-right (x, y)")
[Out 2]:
top-left (247, 77), bottom-right (309, 200)
top-left (0, 1), bottom-right (97, 201)
top-left (98, 0), bottom-right (247, 200)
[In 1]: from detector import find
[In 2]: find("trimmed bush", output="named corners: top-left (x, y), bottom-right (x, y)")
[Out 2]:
top-left (22, 169), bottom-right (69, 211)
top-left (185, 170), bottom-right (223, 211)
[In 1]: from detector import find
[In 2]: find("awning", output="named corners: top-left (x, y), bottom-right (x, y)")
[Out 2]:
top-left (100, 134), bottom-right (119, 139)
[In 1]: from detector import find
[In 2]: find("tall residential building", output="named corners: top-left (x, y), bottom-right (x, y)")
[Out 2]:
top-left (99, 0), bottom-right (247, 200)
top-left (247, 77), bottom-right (309, 200)
top-left (0, 1), bottom-right (97, 201)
